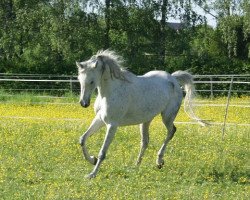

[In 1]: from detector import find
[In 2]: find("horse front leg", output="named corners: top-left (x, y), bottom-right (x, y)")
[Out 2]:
top-left (136, 120), bottom-right (151, 165)
top-left (80, 116), bottom-right (104, 165)
top-left (86, 124), bottom-right (117, 179)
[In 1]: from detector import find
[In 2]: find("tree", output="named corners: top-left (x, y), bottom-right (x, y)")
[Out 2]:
top-left (104, 0), bottom-right (111, 49)
top-left (0, 0), bottom-right (249, 76)
top-left (159, 0), bottom-right (168, 66)
top-left (210, 0), bottom-right (250, 58)
top-left (242, 0), bottom-right (250, 58)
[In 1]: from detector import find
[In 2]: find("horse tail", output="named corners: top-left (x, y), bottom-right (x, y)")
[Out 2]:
top-left (172, 71), bottom-right (206, 126)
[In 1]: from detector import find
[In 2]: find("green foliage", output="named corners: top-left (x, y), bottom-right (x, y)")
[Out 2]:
top-left (189, 25), bottom-right (249, 75)
top-left (0, 0), bottom-right (249, 75)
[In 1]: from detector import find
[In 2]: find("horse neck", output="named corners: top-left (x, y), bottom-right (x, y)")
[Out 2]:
top-left (97, 77), bottom-right (113, 97)
top-left (97, 67), bottom-right (131, 97)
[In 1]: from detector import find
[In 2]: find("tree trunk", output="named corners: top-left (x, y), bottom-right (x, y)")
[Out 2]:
top-left (226, 1), bottom-right (232, 58)
top-left (159, 0), bottom-right (168, 66)
top-left (1, 0), bottom-right (15, 28)
top-left (104, 0), bottom-right (111, 49)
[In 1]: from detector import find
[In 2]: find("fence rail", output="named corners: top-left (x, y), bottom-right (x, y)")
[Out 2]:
top-left (0, 73), bottom-right (249, 96)
top-left (1, 78), bottom-right (249, 84)
top-left (0, 73), bottom-right (249, 130)
top-left (0, 78), bottom-right (78, 83)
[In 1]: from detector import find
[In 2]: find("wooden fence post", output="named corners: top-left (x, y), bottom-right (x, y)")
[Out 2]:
top-left (222, 76), bottom-right (234, 140)
top-left (210, 76), bottom-right (214, 98)
top-left (70, 77), bottom-right (73, 94)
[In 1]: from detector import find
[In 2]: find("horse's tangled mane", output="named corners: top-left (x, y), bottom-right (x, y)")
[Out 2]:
top-left (95, 50), bottom-right (128, 81)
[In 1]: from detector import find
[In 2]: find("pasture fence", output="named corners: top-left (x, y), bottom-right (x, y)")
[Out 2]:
top-left (0, 73), bottom-right (249, 104)
top-left (0, 73), bottom-right (249, 97)
top-left (0, 73), bottom-right (77, 96)
top-left (0, 73), bottom-right (249, 133)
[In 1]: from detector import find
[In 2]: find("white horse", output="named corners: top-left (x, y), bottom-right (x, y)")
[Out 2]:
top-left (76, 50), bottom-right (206, 178)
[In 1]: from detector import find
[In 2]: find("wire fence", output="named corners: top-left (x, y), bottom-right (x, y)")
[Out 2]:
top-left (0, 73), bottom-right (249, 131)
top-left (193, 74), bottom-right (250, 97)
top-left (0, 73), bottom-right (250, 97)
top-left (0, 73), bottom-right (76, 95)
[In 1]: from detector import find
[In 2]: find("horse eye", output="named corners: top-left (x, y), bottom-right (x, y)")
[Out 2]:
top-left (90, 81), bottom-right (94, 85)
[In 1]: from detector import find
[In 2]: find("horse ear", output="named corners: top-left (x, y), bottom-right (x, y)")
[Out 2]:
top-left (76, 62), bottom-right (86, 72)
top-left (95, 56), bottom-right (104, 69)
top-left (76, 61), bottom-right (82, 69)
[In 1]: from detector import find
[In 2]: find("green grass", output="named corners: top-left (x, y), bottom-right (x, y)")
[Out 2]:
top-left (0, 90), bottom-right (77, 104)
top-left (0, 95), bottom-right (249, 199)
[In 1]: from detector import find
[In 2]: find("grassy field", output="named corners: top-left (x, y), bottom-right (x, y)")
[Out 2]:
top-left (0, 95), bottom-right (249, 199)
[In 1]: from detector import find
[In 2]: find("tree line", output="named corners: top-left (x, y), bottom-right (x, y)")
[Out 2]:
top-left (0, 0), bottom-right (249, 75)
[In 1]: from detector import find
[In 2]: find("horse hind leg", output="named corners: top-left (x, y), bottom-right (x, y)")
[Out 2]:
top-left (157, 105), bottom-right (179, 169)
top-left (136, 120), bottom-right (151, 166)
top-left (157, 124), bottom-right (176, 169)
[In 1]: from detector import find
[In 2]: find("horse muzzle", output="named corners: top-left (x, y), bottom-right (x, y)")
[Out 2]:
top-left (80, 99), bottom-right (90, 108)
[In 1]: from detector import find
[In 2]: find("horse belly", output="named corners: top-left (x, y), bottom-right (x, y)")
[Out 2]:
top-left (120, 90), bottom-right (169, 125)
top-left (120, 111), bottom-right (158, 126)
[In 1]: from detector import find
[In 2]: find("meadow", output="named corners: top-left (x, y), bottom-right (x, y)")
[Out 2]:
top-left (0, 95), bottom-right (249, 199)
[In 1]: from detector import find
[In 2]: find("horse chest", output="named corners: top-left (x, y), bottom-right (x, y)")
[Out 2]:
top-left (96, 96), bottom-right (128, 124)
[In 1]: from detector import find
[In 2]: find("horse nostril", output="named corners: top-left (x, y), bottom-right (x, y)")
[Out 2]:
top-left (80, 100), bottom-right (89, 108)
top-left (84, 103), bottom-right (90, 108)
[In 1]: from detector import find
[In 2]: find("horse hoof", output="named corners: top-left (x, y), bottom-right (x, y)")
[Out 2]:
top-left (157, 160), bottom-right (164, 169)
top-left (90, 156), bottom-right (97, 165)
top-left (85, 173), bottom-right (96, 179)
top-left (136, 159), bottom-right (142, 166)
top-left (157, 164), bottom-right (163, 169)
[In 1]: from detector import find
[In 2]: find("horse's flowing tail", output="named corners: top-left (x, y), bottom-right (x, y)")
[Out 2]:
top-left (172, 71), bottom-right (206, 127)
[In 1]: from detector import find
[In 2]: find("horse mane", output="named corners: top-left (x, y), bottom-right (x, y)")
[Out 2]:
top-left (96, 50), bottom-right (128, 81)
